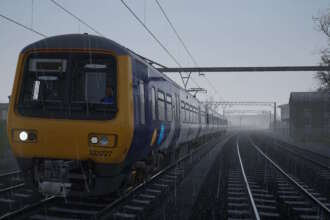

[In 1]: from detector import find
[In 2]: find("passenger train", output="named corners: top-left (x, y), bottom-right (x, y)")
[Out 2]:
top-left (7, 34), bottom-right (227, 196)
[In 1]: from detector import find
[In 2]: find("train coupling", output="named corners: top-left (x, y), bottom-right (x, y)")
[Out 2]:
top-left (39, 181), bottom-right (72, 196)
top-left (34, 160), bottom-right (80, 197)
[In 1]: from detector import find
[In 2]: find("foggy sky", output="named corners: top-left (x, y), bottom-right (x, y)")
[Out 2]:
top-left (0, 0), bottom-right (329, 109)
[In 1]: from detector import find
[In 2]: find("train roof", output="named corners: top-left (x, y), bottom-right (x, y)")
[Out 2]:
top-left (21, 34), bottom-right (129, 55)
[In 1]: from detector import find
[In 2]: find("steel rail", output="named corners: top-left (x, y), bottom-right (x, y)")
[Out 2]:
top-left (0, 196), bottom-right (56, 220)
top-left (249, 139), bottom-right (330, 216)
top-left (95, 134), bottom-right (233, 219)
top-left (274, 142), bottom-right (330, 170)
top-left (0, 182), bottom-right (25, 193)
top-left (0, 170), bottom-right (20, 178)
top-left (236, 139), bottom-right (260, 220)
top-left (266, 134), bottom-right (330, 161)
top-left (96, 145), bottom-right (204, 217)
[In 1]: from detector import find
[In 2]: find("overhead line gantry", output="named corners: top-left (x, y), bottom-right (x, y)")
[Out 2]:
top-left (157, 66), bottom-right (330, 73)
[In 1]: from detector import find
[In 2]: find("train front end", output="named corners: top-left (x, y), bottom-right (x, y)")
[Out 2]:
top-left (7, 34), bottom-right (134, 196)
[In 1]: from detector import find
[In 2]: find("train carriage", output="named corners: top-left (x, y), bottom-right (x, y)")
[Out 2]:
top-left (7, 34), bottom-right (227, 196)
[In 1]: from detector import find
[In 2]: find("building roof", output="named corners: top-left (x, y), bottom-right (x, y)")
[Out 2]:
top-left (0, 103), bottom-right (8, 111)
top-left (289, 91), bottom-right (330, 104)
top-left (278, 104), bottom-right (289, 109)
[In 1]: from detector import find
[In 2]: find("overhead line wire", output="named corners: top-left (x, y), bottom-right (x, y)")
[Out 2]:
top-left (120, 0), bottom-right (181, 67)
top-left (155, 0), bottom-right (198, 66)
top-left (119, 0), bottom-right (189, 87)
top-left (154, 0), bottom-right (223, 100)
top-left (48, 0), bottom-right (166, 71)
top-left (119, 0), bottom-right (203, 89)
top-left (0, 13), bottom-right (47, 37)
top-left (49, 0), bottom-right (104, 36)
top-left (49, 0), bottom-right (196, 89)
top-left (1, 0), bottom-right (200, 91)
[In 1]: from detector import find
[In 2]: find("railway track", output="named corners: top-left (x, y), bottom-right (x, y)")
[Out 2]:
top-left (0, 135), bottom-right (230, 220)
top-left (192, 135), bottom-right (330, 219)
top-left (253, 135), bottom-right (330, 208)
top-left (243, 137), bottom-right (330, 219)
top-left (222, 138), bottom-right (282, 219)
top-left (266, 135), bottom-right (330, 168)
top-left (189, 137), bottom-right (258, 219)
top-left (225, 140), bottom-right (260, 219)
top-left (0, 170), bottom-right (23, 192)
top-left (0, 170), bottom-right (45, 218)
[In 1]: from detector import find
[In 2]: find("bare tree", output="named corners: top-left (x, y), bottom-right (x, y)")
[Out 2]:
top-left (314, 9), bottom-right (330, 91)
top-left (315, 53), bottom-right (330, 91)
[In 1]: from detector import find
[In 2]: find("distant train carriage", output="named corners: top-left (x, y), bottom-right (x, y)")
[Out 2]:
top-left (7, 34), bottom-right (227, 196)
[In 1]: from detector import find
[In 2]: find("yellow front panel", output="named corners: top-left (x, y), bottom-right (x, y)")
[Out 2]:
top-left (7, 51), bottom-right (134, 164)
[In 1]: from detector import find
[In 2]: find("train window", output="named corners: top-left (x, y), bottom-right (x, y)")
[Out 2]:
top-left (166, 95), bottom-right (172, 121)
top-left (188, 105), bottom-right (193, 123)
top-left (139, 80), bottom-right (145, 125)
top-left (29, 74), bottom-right (65, 103)
top-left (190, 106), bottom-right (192, 123)
top-left (175, 95), bottom-right (180, 121)
top-left (181, 101), bottom-right (185, 122)
top-left (193, 107), bottom-right (196, 123)
top-left (85, 72), bottom-right (107, 103)
top-left (185, 104), bottom-right (189, 122)
top-left (18, 53), bottom-right (117, 120)
top-left (185, 104), bottom-right (187, 122)
top-left (72, 56), bottom-right (116, 108)
top-left (188, 105), bottom-right (191, 122)
top-left (157, 90), bottom-right (165, 121)
top-left (151, 88), bottom-right (156, 120)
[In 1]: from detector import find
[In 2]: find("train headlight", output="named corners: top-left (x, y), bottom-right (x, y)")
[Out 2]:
top-left (19, 131), bottom-right (28, 142)
top-left (90, 136), bottom-right (99, 144)
top-left (99, 136), bottom-right (109, 146)
top-left (88, 134), bottom-right (117, 148)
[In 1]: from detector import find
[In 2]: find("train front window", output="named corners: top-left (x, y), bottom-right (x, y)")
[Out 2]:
top-left (18, 53), bottom-right (117, 120)
top-left (19, 58), bottom-right (67, 106)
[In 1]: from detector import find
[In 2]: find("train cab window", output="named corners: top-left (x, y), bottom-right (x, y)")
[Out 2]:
top-left (18, 53), bottom-right (117, 120)
top-left (79, 62), bottom-right (116, 105)
top-left (166, 95), bottom-right (172, 121)
top-left (23, 58), bottom-right (67, 103)
top-left (151, 88), bottom-right (156, 120)
top-left (85, 70), bottom-right (107, 104)
top-left (157, 90), bottom-right (165, 121)
top-left (139, 80), bottom-right (145, 125)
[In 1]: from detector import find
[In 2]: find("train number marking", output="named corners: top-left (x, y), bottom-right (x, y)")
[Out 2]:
top-left (89, 150), bottom-right (112, 157)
